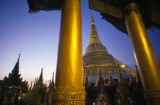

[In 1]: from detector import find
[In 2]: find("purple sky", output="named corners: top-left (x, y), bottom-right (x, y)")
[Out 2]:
top-left (0, 0), bottom-right (160, 85)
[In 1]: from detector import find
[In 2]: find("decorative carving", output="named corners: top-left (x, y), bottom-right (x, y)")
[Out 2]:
top-left (53, 86), bottom-right (86, 104)
top-left (123, 3), bottom-right (139, 16)
top-left (144, 90), bottom-right (160, 104)
top-left (53, 101), bottom-right (85, 105)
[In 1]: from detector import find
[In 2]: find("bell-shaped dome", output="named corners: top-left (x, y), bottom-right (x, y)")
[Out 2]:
top-left (83, 17), bottom-right (136, 78)
top-left (85, 17), bottom-right (108, 56)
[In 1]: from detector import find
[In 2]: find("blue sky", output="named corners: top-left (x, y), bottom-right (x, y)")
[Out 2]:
top-left (0, 0), bottom-right (160, 85)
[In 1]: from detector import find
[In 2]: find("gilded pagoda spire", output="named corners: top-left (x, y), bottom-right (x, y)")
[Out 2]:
top-left (89, 16), bottom-right (101, 45)
top-left (84, 16), bottom-right (109, 65)
top-left (83, 17), bottom-right (136, 78)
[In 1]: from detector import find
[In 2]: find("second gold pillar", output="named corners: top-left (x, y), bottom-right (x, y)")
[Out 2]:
top-left (125, 3), bottom-right (160, 105)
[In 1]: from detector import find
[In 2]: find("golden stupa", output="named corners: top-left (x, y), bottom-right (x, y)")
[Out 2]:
top-left (83, 17), bottom-right (136, 78)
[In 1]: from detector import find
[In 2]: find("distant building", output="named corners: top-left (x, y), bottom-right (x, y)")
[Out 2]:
top-left (0, 54), bottom-right (28, 104)
top-left (26, 68), bottom-right (47, 105)
top-left (25, 68), bottom-right (54, 105)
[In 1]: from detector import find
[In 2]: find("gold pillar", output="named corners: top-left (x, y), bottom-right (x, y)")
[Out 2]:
top-left (125, 3), bottom-right (160, 105)
top-left (53, 0), bottom-right (85, 104)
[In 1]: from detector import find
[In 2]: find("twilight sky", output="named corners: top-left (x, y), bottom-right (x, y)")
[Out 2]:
top-left (0, 0), bottom-right (160, 85)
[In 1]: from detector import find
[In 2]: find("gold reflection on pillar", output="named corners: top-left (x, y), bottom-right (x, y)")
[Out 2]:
top-left (125, 3), bottom-right (160, 105)
top-left (53, 0), bottom-right (85, 104)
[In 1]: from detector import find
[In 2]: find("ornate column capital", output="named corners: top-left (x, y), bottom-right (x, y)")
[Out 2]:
top-left (123, 3), bottom-right (139, 16)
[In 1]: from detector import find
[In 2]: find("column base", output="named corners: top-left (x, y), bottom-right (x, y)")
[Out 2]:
top-left (53, 86), bottom-right (86, 105)
top-left (144, 89), bottom-right (160, 105)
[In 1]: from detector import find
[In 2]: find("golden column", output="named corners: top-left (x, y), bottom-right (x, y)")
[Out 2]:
top-left (53, 0), bottom-right (85, 104)
top-left (125, 3), bottom-right (160, 104)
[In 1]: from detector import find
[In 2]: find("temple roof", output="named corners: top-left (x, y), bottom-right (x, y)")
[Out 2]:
top-left (4, 54), bottom-right (22, 86)
top-left (89, 0), bottom-right (160, 34)
top-left (27, 0), bottom-right (62, 13)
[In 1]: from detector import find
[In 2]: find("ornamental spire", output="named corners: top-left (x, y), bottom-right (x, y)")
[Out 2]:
top-left (91, 15), bottom-right (94, 24)
top-left (108, 70), bottom-right (115, 86)
top-left (129, 71), bottom-right (133, 86)
top-left (89, 16), bottom-right (101, 45)
top-left (18, 53), bottom-right (20, 63)
top-left (95, 67), bottom-right (104, 86)
top-left (84, 17), bottom-right (108, 55)
top-left (7, 54), bottom-right (22, 86)
top-left (13, 54), bottom-right (21, 74)
top-left (39, 68), bottom-right (44, 85)
top-left (52, 72), bottom-right (54, 84)
top-left (118, 65), bottom-right (123, 82)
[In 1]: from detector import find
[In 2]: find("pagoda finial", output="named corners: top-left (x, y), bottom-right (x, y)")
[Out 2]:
top-left (88, 16), bottom-right (104, 46)
top-left (91, 16), bottom-right (94, 24)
